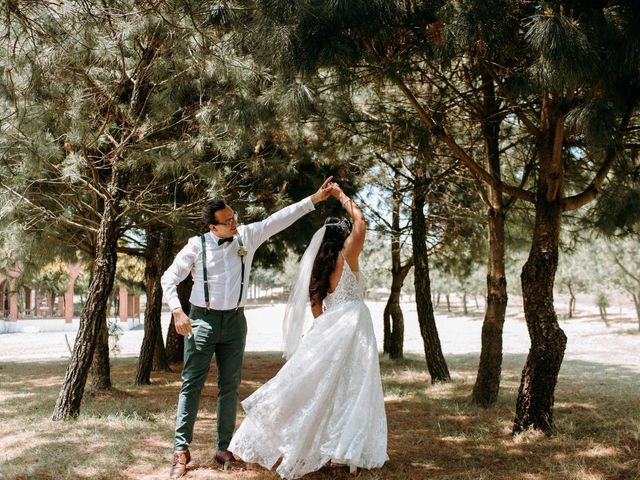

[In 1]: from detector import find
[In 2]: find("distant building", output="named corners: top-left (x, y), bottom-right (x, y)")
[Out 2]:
top-left (0, 263), bottom-right (140, 333)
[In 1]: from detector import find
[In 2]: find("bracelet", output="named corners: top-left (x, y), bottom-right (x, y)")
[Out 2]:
top-left (342, 198), bottom-right (352, 207)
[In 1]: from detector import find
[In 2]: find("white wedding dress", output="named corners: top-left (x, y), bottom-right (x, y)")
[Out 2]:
top-left (229, 259), bottom-right (388, 479)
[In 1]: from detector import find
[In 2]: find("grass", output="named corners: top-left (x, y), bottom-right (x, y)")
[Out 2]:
top-left (1, 353), bottom-right (639, 480)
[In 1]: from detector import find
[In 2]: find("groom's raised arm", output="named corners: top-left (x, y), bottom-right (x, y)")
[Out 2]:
top-left (245, 177), bottom-right (333, 247)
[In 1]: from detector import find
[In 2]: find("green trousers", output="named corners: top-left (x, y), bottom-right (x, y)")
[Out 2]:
top-left (174, 305), bottom-right (247, 451)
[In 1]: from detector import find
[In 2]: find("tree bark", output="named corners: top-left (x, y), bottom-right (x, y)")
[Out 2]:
top-left (52, 166), bottom-right (128, 420)
top-left (383, 171), bottom-right (412, 359)
top-left (153, 323), bottom-right (170, 372)
top-left (383, 172), bottom-right (397, 356)
top-left (136, 226), bottom-right (172, 384)
top-left (90, 317), bottom-right (112, 391)
top-left (153, 231), bottom-right (174, 372)
top-left (165, 274), bottom-right (192, 363)
top-left (599, 306), bottom-right (609, 325)
top-left (513, 99), bottom-right (567, 434)
top-left (385, 262), bottom-right (412, 360)
top-left (472, 205), bottom-right (507, 406)
top-left (412, 159), bottom-right (450, 383)
top-left (446, 293), bottom-right (451, 312)
top-left (632, 292), bottom-right (640, 331)
top-left (383, 303), bottom-right (392, 355)
top-left (472, 72), bottom-right (508, 407)
top-left (568, 283), bottom-right (575, 318)
top-left (513, 198), bottom-right (566, 434)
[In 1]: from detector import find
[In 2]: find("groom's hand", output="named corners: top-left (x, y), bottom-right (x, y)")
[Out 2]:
top-left (172, 308), bottom-right (193, 336)
top-left (310, 176), bottom-right (333, 205)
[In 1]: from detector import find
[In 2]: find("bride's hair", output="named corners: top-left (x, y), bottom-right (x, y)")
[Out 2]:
top-left (309, 217), bottom-right (353, 308)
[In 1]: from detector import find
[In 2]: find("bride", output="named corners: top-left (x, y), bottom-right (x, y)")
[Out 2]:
top-left (228, 182), bottom-right (388, 478)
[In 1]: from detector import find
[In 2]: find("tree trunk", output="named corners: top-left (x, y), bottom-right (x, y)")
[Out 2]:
top-left (513, 197), bottom-right (567, 434)
top-left (388, 297), bottom-right (405, 360)
top-left (462, 292), bottom-right (468, 315)
top-left (568, 284), bottom-right (575, 319)
top-left (472, 206), bottom-right (508, 406)
top-left (383, 302), bottom-right (392, 355)
top-left (136, 226), bottom-right (172, 384)
top-left (446, 293), bottom-right (451, 312)
top-left (599, 306), bottom-right (609, 326)
top-left (384, 171), bottom-right (411, 359)
top-left (153, 232), bottom-right (174, 372)
top-left (632, 292), bottom-right (640, 331)
top-left (52, 166), bottom-right (128, 420)
top-left (435, 292), bottom-right (440, 308)
top-left (472, 73), bottom-right (509, 407)
top-left (385, 271), bottom-right (411, 360)
top-left (90, 318), bottom-right (111, 391)
top-left (513, 99), bottom-right (567, 433)
top-left (412, 159), bottom-right (450, 383)
top-left (153, 324), bottom-right (170, 372)
top-left (165, 274), bottom-right (192, 363)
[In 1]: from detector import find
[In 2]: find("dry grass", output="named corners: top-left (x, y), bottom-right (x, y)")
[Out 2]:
top-left (1, 353), bottom-right (639, 480)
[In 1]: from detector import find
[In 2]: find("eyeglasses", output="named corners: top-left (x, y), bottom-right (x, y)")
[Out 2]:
top-left (217, 212), bottom-right (239, 226)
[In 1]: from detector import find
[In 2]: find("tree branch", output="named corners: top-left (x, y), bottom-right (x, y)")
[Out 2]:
top-left (562, 109), bottom-right (633, 211)
top-left (481, 60), bottom-right (542, 138)
top-left (393, 76), bottom-right (535, 203)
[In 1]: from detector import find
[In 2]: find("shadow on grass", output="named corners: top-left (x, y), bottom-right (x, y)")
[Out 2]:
top-left (1, 353), bottom-right (639, 479)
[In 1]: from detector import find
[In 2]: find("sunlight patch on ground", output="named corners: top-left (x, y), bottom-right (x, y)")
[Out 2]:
top-left (503, 447), bottom-right (527, 458)
top-left (0, 391), bottom-right (34, 402)
top-left (426, 382), bottom-right (460, 399)
top-left (384, 392), bottom-right (417, 402)
top-left (72, 466), bottom-right (100, 478)
top-left (2, 431), bottom-right (51, 461)
top-left (497, 421), bottom-right (516, 436)
top-left (578, 445), bottom-right (621, 458)
top-left (381, 368), bottom-right (429, 384)
top-left (407, 461), bottom-right (442, 471)
top-left (572, 469), bottom-right (606, 480)
top-left (556, 401), bottom-right (598, 411)
top-left (440, 435), bottom-right (468, 444)
top-left (512, 428), bottom-right (547, 444)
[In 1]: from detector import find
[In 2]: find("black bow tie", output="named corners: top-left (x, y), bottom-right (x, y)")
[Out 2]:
top-left (217, 237), bottom-right (233, 246)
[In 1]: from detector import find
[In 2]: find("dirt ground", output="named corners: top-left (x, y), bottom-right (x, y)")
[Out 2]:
top-left (2, 298), bottom-right (639, 479)
top-left (1, 345), bottom-right (639, 479)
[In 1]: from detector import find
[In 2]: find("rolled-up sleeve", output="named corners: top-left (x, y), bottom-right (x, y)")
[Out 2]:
top-left (161, 237), bottom-right (199, 312)
top-left (245, 197), bottom-right (315, 247)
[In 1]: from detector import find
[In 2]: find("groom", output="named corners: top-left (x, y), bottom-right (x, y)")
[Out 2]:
top-left (161, 178), bottom-right (333, 478)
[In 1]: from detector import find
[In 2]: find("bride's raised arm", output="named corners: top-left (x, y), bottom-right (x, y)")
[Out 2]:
top-left (330, 184), bottom-right (365, 267)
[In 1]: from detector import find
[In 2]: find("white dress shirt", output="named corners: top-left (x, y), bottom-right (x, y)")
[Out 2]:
top-left (161, 197), bottom-right (315, 311)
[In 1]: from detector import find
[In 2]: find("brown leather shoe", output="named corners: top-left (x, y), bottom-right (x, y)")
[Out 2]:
top-left (214, 449), bottom-right (235, 465)
top-left (169, 450), bottom-right (190, 479)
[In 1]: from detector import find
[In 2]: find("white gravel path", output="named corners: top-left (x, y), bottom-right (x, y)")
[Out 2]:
top-left (1, 301), bottom-right (639, 373)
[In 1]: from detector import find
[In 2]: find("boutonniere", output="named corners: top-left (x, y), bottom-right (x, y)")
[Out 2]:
top-left (237, 246), bottom-right (248, 257)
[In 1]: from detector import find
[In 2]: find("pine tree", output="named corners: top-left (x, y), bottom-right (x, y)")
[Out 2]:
top-left (242, 0), bottom-right (640, 433)
top-left (1, 0), bottom-right (301, 417)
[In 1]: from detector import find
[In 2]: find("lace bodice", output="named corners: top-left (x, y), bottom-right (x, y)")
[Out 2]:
top-left (324, 258), bottom-right (364, 311)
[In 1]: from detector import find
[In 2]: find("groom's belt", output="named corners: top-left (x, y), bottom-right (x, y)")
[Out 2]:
top-left (190, 303), bottom-right (244, 314)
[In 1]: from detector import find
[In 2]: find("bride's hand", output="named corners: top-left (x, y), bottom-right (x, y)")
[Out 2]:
top-left (310, 176), bottom-right (334, 204)
top-left (329, 182), bottom-right (343, 198)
